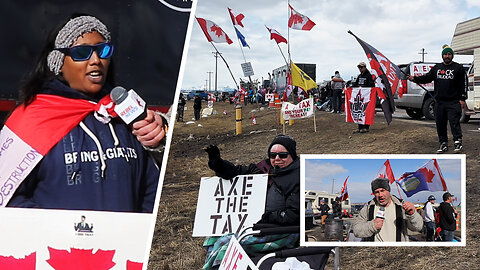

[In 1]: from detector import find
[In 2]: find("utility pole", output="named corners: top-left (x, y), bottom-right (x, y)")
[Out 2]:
top-left (331, 178), bottom-right (336, 194)
top-left (212, 52), bottom-right (221, 93)
top-left (207, 71), bottom-right (213, 92)
top-left (419, 48), bottom-right (427, 62)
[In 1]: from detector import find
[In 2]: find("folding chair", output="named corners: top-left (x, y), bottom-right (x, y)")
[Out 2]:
top-left (238, 224), bottom-right (339, 270)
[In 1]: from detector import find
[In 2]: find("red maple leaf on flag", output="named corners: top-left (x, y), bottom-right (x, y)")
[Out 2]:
top-left (46, 247), bottom-right (116, 270)
top-left (126, 260), bottom-right (143, 270)
top-left (418, 167), bottom-right (435, 183)
top-left (379, 173), bottom-right (386, 178)
top-left (210, 25), bottom-right (224, 38)
top-left (0, 252), bottom-right (36, 269)
top-left (291, 14), bottom-right (304, 25)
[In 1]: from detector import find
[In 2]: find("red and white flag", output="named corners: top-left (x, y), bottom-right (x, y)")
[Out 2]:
top-left (345, 87), bottom-right (379, 125)
top-left (196, 17), bottom-right (233, 44)
top-left (283, 72), bottom-right (293, 101)
top-left (228, 8), bottom-right (245, 27)
top-left (375, 159), bottom-right (396, 184)
top-left (338, 177), bottom-right (349, 202)
top-left (265, 26), bottom-right (287, 44)
top-left (0, 94), bottom-right (115, 206)
top-left (288, 4), bottom-right (315, 31)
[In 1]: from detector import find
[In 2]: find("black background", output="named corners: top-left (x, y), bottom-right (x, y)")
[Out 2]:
top-left (0, 0), bottom-right (191, 106)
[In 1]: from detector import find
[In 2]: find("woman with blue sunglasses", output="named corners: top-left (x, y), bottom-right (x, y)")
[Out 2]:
top-left (2, 14), bottom-right (166, 212)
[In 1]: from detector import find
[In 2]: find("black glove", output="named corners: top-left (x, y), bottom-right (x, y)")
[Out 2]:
top-left (205, 145), bottom-right (221, 161)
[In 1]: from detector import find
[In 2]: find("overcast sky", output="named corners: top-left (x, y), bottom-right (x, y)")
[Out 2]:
top-left (304, 157), bottom-right (463, 205)
top-left (180, 0), bottom-right (480, 90)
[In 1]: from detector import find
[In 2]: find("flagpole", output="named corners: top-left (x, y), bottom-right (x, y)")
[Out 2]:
top-left (209, 42), bottom-right (239, 89)
top-left (276, 42), bottom-right (289, 66)
top-left (395, 181), bottom-right (403, 200)
top-left (313, 107), bottom-right (317, 132)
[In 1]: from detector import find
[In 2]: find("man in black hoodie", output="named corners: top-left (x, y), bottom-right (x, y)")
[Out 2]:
top-left (408, 45), bottom-right (468, 153)
top-left (438, 192), bottom-right (458, 241)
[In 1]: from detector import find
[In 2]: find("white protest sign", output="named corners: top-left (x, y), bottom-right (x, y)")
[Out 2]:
top-left (241, 62), bottom-right (254, 77)
top-left (0, 208), bottom-right (152, 269)
top-left (193, 174), bottom-right (268, 237)
top-left (265, 94), bottom-right (275, 102)
top-left (282, 98), bottom-right (314, 120)
top-left (219, 236), bottom-right (258, 270)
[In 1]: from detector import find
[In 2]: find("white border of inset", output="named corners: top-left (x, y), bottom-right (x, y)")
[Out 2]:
top-left (300, 154), bottom-right (466, 247)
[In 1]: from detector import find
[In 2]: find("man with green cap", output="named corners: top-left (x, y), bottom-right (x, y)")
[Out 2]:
top-left (408, 45), bottom-right (468, 153)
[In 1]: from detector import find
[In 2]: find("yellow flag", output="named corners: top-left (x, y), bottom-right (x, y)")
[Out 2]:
top-left (290, 62), bottom-right (318, 91)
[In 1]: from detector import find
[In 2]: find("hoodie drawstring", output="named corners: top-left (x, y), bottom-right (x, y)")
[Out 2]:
top-left (79, 121), bottom-right (107, 178)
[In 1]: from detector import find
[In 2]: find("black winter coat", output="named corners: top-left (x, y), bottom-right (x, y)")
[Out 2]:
top-left (208, 157), bottom-right (300, 225)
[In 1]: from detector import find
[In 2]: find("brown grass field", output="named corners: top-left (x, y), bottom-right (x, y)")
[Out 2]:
top-left (148, 99), bottom-right (480, 269)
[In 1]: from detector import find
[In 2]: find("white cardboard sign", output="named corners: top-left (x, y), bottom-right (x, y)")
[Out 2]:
top-left (193, 174), bottom-right (268, 237)
top-left (282, 98), bottom-right (314, 120)
top-left (0, 208), bottom-right (152, 269)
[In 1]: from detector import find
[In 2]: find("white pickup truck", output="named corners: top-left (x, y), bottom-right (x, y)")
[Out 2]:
top-left (394, 61), bottom-right (472, 122)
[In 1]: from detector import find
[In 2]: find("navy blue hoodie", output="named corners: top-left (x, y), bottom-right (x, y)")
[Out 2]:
top-left (7, 80), bottom-right (159, 212)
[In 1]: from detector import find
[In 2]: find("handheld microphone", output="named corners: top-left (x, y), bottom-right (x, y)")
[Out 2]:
top-left (376, 206), bottom-right (385, 219)
top-left (110, 86), bottom-right (147, 125)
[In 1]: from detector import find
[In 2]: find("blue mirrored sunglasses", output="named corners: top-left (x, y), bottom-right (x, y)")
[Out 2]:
top-left (55, 42), bottom-right (114, 61)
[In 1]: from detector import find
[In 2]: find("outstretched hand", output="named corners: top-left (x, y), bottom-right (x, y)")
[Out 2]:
top-left (205, 145), bottom-right (221, 160)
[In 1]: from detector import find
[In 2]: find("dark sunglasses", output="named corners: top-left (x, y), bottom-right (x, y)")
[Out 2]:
top-left (269, 152), bottom-right (290, 159)
top-left (55, 42), bottom-right (114, 61)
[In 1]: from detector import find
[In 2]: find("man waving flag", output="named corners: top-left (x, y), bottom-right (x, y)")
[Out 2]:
top-left (349, 31), bottom-right (403, 124)
top-left (288, 4), bottom-right (315, 31)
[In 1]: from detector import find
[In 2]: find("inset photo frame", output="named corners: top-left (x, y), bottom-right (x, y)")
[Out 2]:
top-left (300, 154), bottom-right (465, 247)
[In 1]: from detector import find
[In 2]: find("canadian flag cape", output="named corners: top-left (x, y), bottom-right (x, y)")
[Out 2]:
top-left (345, 87), bottom-right (380, 125)
top-left (0, 94), bottom-right (111, 206)
top-left (196, 17), bottom-right (233, 44)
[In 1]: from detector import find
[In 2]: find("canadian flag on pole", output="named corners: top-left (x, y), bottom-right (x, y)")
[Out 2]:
top-left (228, 8), bottom-right (245, 27)
top-left (288, 4), bottom-right (315, 31)
top-left (338, 176), bottom-right (349, 202)
top-left (375, 159), bottom-right (396, 184)
top-left (265, 26), bottom-right (287, 44)
top-left (283, 72), bottom-right (293, 101)
top-left (196, 17), bottom-right (233, 44)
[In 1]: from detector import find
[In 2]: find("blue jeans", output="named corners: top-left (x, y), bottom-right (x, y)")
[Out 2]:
top-left (426, 221), bottom-right (435, 241)
top-left (440, 229), bottom-right (454, 241)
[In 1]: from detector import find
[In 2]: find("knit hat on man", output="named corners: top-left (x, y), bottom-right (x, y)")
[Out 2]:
top-left (441, 44), bottom-right (454, 57)
top-left (371, 178), bottom-right (390, 193)
top-left (268, 134), bottom-right (297, 160)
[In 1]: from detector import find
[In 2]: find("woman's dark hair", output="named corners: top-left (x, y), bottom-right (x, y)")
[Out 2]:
top-left (19, 13), bottom-right (115, 106)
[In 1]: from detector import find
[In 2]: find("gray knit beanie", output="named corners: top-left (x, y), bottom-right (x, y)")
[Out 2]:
top-left (47, 15), bottom-right (111, 75)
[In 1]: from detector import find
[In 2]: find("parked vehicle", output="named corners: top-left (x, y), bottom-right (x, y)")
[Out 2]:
top-left (305, 190), bottom-right (351, 218)
top-left (187, 90), bottom-right (208, 100)
top-left (394, 62), bottom-right (471, 121)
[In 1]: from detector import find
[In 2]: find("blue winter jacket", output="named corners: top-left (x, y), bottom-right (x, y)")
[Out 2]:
top-left (7, 79), bottom-right (159, 212)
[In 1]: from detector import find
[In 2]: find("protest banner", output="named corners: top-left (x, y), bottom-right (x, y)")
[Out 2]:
top-left (345, 87), bottom-right (379, 125)
top-left (0, 208), bottom-right (152, 269)
top-left (193, 174), bottom-right (268, 237)
top-left (219, 236), bottom-right (257, 270)
top-left (281, 98), bottom-right (314, 120)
